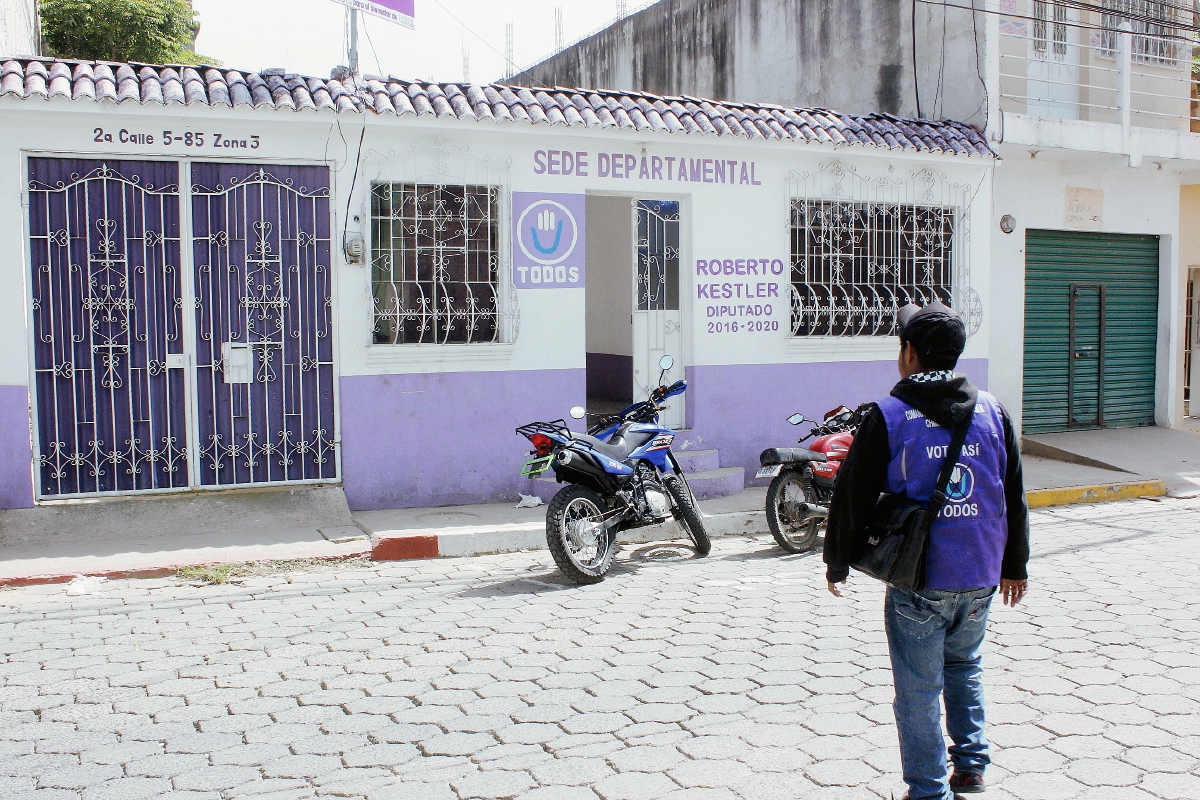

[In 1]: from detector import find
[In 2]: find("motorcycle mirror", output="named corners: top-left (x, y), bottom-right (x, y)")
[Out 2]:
top-left (787, 413), bottom-right (806, 425)
top-left (569, 406), bottom-right (586, 420)
top-left (658, 355), bottom-right (674, 371)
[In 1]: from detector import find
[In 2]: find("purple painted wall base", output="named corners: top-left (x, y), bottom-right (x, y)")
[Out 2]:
top-left (0, 385), bottom-right (34, 509)
top-left (340, 369), bottom-right (586, 510)
top-left (685, 359), bottom-right (989, 484)
top-left (339, 360), bottom-right (987, 511)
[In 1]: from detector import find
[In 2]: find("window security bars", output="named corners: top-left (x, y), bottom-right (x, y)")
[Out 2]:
top-left (371, 182), bottom-right (504, 344)
top-left (28, 159), bottom-right (189, 496)
top-left (637, 201), bottom-right (681, 311)
top-left (788, 162), bottom-right (978, 339)
top-left (1033, 3), bottom-right (1070, 57)
top-left (1101, 1), bottom-right (1183, 65)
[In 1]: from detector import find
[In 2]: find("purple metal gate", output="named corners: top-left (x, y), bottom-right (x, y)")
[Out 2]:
top-left (190, 163), bottom-right (336, 486)
top-left (27, 159), bottom-right (188, 496)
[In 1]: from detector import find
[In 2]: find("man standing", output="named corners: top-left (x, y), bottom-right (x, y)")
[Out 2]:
top-left (824, 301), bottom-right (1029, 800)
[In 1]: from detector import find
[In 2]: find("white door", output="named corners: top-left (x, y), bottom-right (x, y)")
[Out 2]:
top-left (1026, 2), bottom-right (1080, 120)
top-left (631, 199), bottom-right (685, 430)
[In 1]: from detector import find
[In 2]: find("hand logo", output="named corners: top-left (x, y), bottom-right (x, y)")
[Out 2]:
top-left (531, 208), bottom-right (564, 255)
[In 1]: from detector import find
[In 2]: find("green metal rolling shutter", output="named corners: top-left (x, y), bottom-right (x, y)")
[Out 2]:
top-left (1023, 230), bottom-right (1159, 433)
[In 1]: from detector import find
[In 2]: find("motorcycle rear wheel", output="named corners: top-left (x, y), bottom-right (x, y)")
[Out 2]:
top-left (546, 484), bottom-right (617, 584)
top-left (766, 467), bottom-right (822, 553)
top-left (665, 475), bottom-right (711, 555)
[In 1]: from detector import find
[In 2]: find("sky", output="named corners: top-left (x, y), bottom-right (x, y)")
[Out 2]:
top-left (192, 0), bottom-right (649, 84)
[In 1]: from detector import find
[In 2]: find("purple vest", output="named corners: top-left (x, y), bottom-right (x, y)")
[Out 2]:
top-left (876, 391), bottom-right (1009, 590)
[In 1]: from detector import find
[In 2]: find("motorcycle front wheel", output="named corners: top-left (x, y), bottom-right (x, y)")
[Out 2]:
top-left (546, 484), bottom-right (617, 584)
top-left (665, 475), bottom-right (711, 555)
top-left (766, 467), bottom-right (822, 553)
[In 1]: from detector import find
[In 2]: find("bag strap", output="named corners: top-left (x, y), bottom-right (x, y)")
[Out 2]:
top-left (923, 414), bottom-right (973, 526)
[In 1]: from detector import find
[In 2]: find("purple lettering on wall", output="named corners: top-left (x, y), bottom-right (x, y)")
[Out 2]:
top-left (714, 160), bottom-right (725, 183)
top-left (562, 151), bottom-right (574, 174)
top-left (689, 159), bottom-right (702, 182)
top-left (548, 150), bottom-right (561, 175)
top-left (639, 157), bottom-right (650, 179)
top-left (576, 152), bottom-right (588, 176)
top-left (677, 158), bottom-right (689, 181)
top-left (652, 156), bottom-right (663, 180)
top-left (625, 154), bottom-right (636, 177)
top-left (740, 163), bottom-right (750, 184)
top-left (612, 153), bottom-right (624, 179)
top-left (598, 152), bottom-right (610, 177)
top-left (534, 150), bottom-right (546, 174)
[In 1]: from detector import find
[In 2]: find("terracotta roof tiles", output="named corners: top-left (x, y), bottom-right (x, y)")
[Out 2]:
top-left (0, 58), bottom-right (996, 158)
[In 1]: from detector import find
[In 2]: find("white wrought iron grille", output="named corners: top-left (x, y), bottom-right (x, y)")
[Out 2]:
top-left (371, 182), bottom-right (504, 344)
top-left (190, 163), bottom-right (337, 487)
top-left (1101, 1), bottom-right (1184, 65)
top-left (637, 200), bottom-right (681, 311)
top-left (28, 159), bottom-right (188, 497)
top-left (788, 161), bottom-right (980, 338)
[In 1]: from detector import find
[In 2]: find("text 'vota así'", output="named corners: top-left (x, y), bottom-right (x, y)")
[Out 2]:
top-left (533, 150), bottom-right (763, 185)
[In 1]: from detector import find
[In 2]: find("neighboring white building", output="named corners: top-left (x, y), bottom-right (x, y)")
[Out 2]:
top-left (0, 59), bottom-right (995, 511)
top-left (527, 0), bottom-right (1200, 435)
top-left (0, 0), bottom-right (37, 57)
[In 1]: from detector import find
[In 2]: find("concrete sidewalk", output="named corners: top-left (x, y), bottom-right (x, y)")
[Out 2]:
top-left (355, 487), bottom-right (768, 560)
top-left (1024, 424), bottom-right (1200, 497)
top-left (3, 423), bottom-right (1192, 586)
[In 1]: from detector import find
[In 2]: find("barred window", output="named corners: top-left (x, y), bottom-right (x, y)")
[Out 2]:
top-left (1032, 1), bottom-right (1067, 56)
top-left (789, 200), bottom-right (954, 337)
top-left (371, 182), bottom-right (501, 344)
top-left (1101, 1), bottom-right (1183, 66)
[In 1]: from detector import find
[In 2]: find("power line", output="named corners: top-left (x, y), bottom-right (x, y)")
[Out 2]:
top-left (426, 0), bottom-right (522, 77)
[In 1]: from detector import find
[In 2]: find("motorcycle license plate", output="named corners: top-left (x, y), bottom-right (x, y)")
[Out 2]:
top-left (521, 455), bottom-right (553, 477)
top-left (755, 464), bottom-right (783, 479)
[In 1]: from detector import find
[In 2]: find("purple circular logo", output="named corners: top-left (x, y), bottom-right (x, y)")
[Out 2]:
top-left (516, 199), bottom-right (579, 266)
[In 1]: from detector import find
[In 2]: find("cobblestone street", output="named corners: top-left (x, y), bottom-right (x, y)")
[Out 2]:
top-left (2, 496), bottom-right (1199, 800)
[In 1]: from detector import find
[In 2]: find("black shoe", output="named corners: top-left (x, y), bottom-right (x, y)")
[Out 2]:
top-left (950, 770), bottom-right (985, 793)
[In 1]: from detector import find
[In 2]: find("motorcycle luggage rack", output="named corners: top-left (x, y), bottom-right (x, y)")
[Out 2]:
top-left (515, 420), bottom-right (572, 440)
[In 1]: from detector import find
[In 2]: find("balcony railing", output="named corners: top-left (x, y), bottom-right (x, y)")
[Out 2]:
top-left (998, 7), bottom-right (1199, 135)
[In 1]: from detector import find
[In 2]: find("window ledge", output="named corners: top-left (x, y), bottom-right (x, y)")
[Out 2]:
top-left (785, 335), bottom-right (900, 362)
top-left (365, 343), bottom-right (515, 371)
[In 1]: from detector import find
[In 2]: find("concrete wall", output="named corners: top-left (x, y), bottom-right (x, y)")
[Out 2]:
top-left (518, 0), bottom-right (988, 126)
top-left (0, 0), bottom-right (38, 58)
top-left (989, 154), bottom-right (1185, 433)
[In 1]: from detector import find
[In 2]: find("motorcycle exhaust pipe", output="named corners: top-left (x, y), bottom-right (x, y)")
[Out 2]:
top-left (796, 503), bottom-right (829, 522)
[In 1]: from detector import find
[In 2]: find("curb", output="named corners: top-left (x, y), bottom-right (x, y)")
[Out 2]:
top-left (1026, 479), bottom-right (1166, 508)
top-left (0, 545), bottom-right (371, 590)
top-left (370, 510), bottom-right (768, 561)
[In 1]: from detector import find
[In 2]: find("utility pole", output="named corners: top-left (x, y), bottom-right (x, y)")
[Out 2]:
top-left (347, 8), bottom-right (359, 76)
top-left (554, 6), bottom-right (564, 52)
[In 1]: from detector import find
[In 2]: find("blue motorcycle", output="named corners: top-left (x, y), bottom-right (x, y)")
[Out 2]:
top-left (517, 356), bottom-right (711, 583)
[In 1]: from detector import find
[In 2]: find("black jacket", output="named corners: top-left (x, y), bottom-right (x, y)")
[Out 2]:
top-left (823, 372), bottom-right (1030, 585)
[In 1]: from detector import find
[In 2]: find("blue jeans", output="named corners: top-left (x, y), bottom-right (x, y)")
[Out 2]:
top-left (885, 586), bottom-right (996, 800)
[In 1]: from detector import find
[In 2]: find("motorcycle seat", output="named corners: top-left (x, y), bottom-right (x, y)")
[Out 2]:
top-left (759, 447), bottom-right (828, 466)
top-left (572, 431), bottom-right (652, 462)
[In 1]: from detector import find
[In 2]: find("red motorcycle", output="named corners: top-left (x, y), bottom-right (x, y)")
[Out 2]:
top-left (756, 404), bottom-right (869, 553)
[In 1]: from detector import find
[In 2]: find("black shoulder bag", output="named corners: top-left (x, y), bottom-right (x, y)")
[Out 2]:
top-left (850, 416), bottom-right (971, 591)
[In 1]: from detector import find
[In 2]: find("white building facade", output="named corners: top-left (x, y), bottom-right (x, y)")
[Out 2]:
top-left (0, 60), bottom-right (996, 511)
top-left (524, 0), bottom-right (1200, 436)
